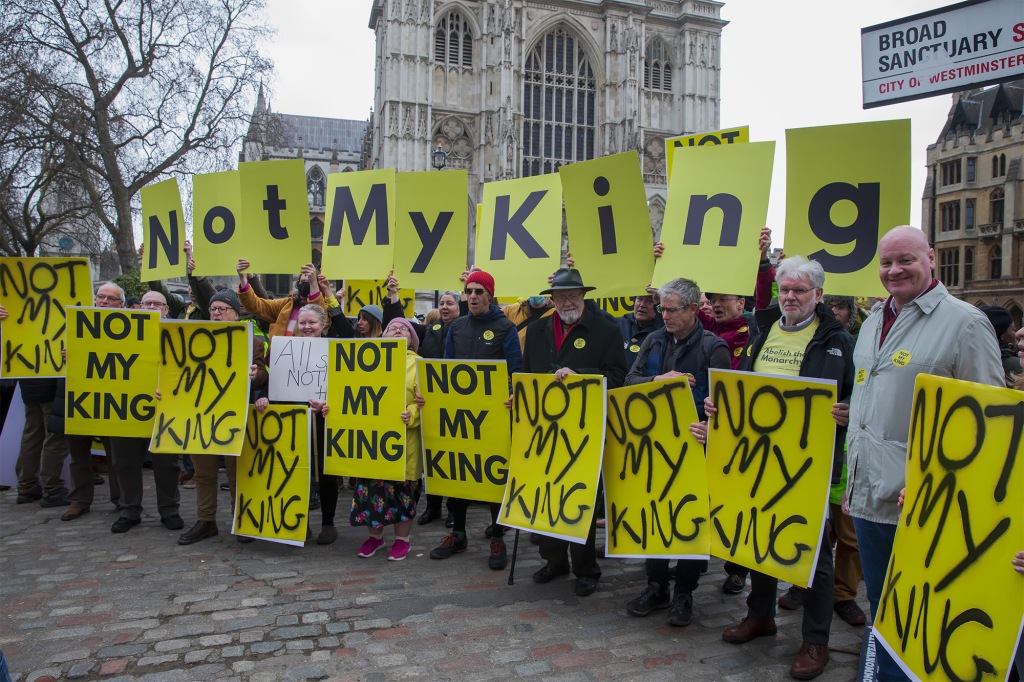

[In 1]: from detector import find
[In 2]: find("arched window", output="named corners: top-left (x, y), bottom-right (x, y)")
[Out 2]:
top-left (991, 245), bottom-right (1002, 279)
top-left (310, 217), bottom-right (324, 241)
top-left (435, 11), bottom-right (472, 66)
top-left (307, 166), bottom-right (325, 208)
top-left (522, 28), bottom-right (596, 177)
top-left (991, 188), bottom-right (1005, 225)
top-left (644, 38), bottom-right (672, 92)
top-left (992, 153), bottom-right (1007, 178)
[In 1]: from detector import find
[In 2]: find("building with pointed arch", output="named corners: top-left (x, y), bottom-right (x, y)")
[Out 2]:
top-left (923, 79), bottom-right (1024, 327)
top-left (367, 0), bottom-right (727, 254)
top-left (241, 88), bottom-right (372, 292)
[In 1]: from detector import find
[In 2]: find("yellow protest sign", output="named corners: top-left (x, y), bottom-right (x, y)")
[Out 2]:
top-left (665, 126), bottom-right (750, 183)
top-left (653, 142), bottom-right (775, 295)
top-left (416, 360), bottom-right (511, 503)
top-left (785, 120), bottom-right (910, 298)
top-left (150, 321), bottom-right (253, 455)
top-left (706, 369), bottom-right (836, 587)
top-left (874, 374), bottom-right (1024, 682)
top-left (394, 170), bottom-right (469, 290)
top-left (560, 153), bottom-right (655, 298)
top-left (343, 280), bottom-right (414, 318)
top-left (65, 308), bottom-right (159, 437)
top-left (0, 257), bottom-right (92, 378)
top-left (323, 338), bottom-right (407, 480)
top-left (140, 178), bottom-right (186, 282)
top-left (238, 159), bottom-right (311, 275)
top-left (501, 373), bottom-right (606, 543)
top-left (322, 168), bottom-right (396, 279)
top-left (476, 174), bottom-right (562, 297)
top-left (604, 378), bottom-right (710, 558)
top-left (191, 170), bottom-right (242, 276)
top-left (595, 296), bottom-right (638, 318)
top-left (234, 405), bottom-right (311, 546)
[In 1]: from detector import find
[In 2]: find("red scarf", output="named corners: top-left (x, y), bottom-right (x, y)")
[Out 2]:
top-left (552, 314), bottom-right (579, 353)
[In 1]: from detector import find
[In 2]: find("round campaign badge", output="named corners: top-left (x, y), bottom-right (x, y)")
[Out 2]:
top-left (573, 338), bottom-right (586, 349)
top-left (432, 323), bottom-right (441, 330)
top-left (629, 344), bottom-right (641, 353)
top-left (733, 346), bottom-right (743, 357)
top-left (891, 350), bottom-right (912, 367)
top-left (483, 330), bottom-right (495, 341)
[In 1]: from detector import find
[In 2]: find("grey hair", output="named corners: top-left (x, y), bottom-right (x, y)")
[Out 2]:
top-left (298, 304), bottom-right (327, 326)
top-left (96, 282), bottom-right (125, 302)
top-left (438, 291), bottom-right (461, 304)
top-left (657, 278), bottom-right (701, 307)
top-left (776, 256), bottom-right (825, 289)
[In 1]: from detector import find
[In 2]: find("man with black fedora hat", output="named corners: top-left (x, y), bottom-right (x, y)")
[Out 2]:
top-left (522, 267), bottom-right (627, 597)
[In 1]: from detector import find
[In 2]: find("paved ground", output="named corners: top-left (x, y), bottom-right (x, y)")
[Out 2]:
top-left (0, 476), bottom-right (870, 682)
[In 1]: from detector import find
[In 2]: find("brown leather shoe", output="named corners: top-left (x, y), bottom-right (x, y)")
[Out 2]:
top-left (790, 642), bottom-right (829, 680)
top-left (61, 505), bottom-right (90, 521)
top-left (178, 520), bottom-right (218, 545)
top-left (722, 617), bottom-right (777, 643)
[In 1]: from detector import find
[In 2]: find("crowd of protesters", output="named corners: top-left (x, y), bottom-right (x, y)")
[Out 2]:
top-left (2, 226), bottom-right (1021, 682)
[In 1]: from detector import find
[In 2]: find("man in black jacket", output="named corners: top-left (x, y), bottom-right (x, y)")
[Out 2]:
top-left (523, 268), bottom-right (627, 597)
top-left (702, 256), bottom-right (855, 681)
top-left (428, 270), bottom-right (522, 570)
top-left (622, 277), bottom-right (730, 626)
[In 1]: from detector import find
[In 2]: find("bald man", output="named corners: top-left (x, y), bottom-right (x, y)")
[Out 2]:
top-left (845, 226), bottom-right (1004, 681)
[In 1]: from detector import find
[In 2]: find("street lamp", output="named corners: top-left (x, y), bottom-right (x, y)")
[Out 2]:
top-left (431, 142), bottom-right (447, 170)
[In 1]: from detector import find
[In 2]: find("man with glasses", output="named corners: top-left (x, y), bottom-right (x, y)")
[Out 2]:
top-left (704, 256), bottom-right (855, 680)
top-left (522, 268), bottom-right (627, 597)
top-left (60, 283), bottom-right (126, 520)
top-left (107, 291), bottom-right (183, 534)
top-left (426, 270), bottom-right (523, 569)
top-left (623, 277), bottom-right (730, 625)
top-left (178, 288), bottom-right (268, 545)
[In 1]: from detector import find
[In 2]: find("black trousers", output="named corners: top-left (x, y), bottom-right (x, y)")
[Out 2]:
top-left (538, 516), bottom-right (601, 579)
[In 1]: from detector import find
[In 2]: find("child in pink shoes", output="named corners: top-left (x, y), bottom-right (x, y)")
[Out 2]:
top-left (350, 318), bottom-right (424, 562)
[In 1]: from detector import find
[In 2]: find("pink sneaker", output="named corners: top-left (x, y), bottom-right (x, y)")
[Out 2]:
top-left (387, 539), bottom-right (411, 561)
top-left (357, 536), bottom-right (386, 558)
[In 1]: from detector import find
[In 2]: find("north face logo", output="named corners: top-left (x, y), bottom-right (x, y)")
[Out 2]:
top-left (826, 348), bottom-right (843, 357)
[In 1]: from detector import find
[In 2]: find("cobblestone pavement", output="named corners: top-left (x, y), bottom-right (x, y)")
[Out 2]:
top-left (1, 479), bottom-right (869, 681)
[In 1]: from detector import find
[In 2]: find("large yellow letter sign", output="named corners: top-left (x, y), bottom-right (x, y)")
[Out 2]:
top-left (140, 178), bottom-right (186, 282)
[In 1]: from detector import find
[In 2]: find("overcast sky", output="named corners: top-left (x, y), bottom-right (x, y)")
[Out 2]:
top-left (263, 0), bottom-right (953, 238)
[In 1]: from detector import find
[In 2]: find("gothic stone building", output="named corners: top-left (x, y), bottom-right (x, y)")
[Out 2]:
top-left (924, 79), bottom-right (1023, 327)
top-left (241, 88), bottom-right (371, 293)
top-left (366, 0), bottom-right (727, 254)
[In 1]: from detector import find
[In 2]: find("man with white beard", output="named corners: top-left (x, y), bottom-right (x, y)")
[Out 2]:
top-left (521, 268), bottom-right (627, 597)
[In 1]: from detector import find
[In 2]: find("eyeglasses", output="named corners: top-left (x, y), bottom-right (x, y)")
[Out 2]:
top-left (464, 287), bottom-right (487, 296)
top-left (94, 294), bottom-right (122, 302)
top-left (657, 304), bottom-right (689, 314)
top-left (778, 287), bottom-right (814, 296)
top-left (707, 296), bottom-right (739, 304)
top-left (141, 301), bottom-right (167, 308)
top-left (208, 305), bottom-right (235, 313)
top-left (551, 292), bottom-right (584, 303)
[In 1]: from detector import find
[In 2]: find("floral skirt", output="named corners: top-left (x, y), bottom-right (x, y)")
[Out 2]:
top-left (349, 479), bottom-right (420, 529)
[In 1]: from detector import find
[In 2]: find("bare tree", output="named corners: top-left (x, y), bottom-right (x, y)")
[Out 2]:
top-left (5, 0), bottom-right (273, 272)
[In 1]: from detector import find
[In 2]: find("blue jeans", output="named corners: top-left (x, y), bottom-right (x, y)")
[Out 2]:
top-left (0, 649), bottom-right (12, 682)
top-left (852, 517), bottom-right (909, 682)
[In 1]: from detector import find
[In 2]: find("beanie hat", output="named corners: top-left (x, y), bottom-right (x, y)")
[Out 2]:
top-left (360, 304), bottom-right (384, 324)
top-left (210, 289), bottom-right (241, 315)
top-left (465, 270), bottom-right (495, 297)
top-left (980, 305), bottom-right (1012, 338)
top-left (385, 317), bottom-right (420, 353)
top-left (822, 294), bottom-right (856, 311)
